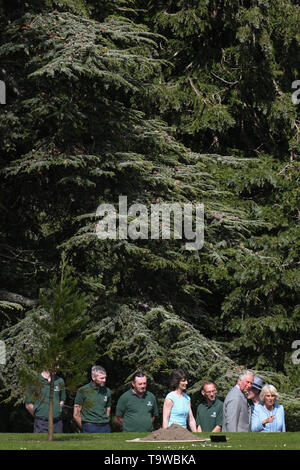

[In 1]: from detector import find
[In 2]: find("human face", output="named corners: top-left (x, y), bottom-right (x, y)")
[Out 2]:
top-left (264, 392), bottom-right (276, 409)
top-left (132, 376), bottom-right (147, 396)
top-left (202, 384), bottom-right (216, 404)
top-left (239, 374), bottom-right (254, 394)
top-left (92, 372), bottom-right (107, 387)
top-left (250, 386), bottom-right (260, 396)
top-left (178, 378), bottom-right (188, 392)
top-left (247, 385), bottom-right (261, 402)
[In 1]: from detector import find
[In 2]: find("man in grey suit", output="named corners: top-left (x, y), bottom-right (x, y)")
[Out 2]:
top-left (222, 370), bottom-right (254, 432)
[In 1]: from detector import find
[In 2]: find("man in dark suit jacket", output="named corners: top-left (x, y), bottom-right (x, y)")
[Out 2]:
top-left (222, 370), bottom-right (254, 432)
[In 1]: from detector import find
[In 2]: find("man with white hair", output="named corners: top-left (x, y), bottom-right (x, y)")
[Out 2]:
top-left (222, 370), bottom-right (254, 432)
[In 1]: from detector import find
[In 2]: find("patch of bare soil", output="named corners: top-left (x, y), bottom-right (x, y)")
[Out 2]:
top-left (137, 423), bottom-right (205, 442)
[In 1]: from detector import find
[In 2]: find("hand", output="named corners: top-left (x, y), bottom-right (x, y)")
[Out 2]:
top-left (263, 415), bottom-right (275, 425)
top-left (25, 403), bottom-right (35, 417)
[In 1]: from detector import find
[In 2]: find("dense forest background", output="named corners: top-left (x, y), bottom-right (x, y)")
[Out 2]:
top-left (0, 0), bottom-right (299, 431)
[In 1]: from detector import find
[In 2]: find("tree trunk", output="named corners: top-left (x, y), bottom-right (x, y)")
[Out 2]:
top-left (48, 373), bottom-right (54, 441)
top-left (0, 289), bottom-right (37, 307)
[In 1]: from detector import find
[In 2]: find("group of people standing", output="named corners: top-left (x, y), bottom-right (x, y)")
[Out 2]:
top-left (161, 369), bottom-right (285, 433)
top-left (221, 370), bottom-right (285, 432)
top-left (25, 366), bottom-right (286, 434)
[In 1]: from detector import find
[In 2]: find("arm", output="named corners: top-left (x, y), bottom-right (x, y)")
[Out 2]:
top-left (250, 405), bottom-right (264, 432)
top-left (106, 390), bottom-right (112, 418)
top-left (73, 404), bottom-right (82, 430)
top-left (278, 405), bottom-right (286, 432)
top-left (162, 399), bottom-right (173, 429)
top-left (187, 401), bottom-right (196, 432)
top-left (195, 405), bottom-right (202, 432)
top-left (25, 386), bottom-right (35, 417)
top-left (60, 379), bottom-right (66, 404)
top-left (114, 416), bottom-right (123, 429)
top-left (224, 396), bottom-right (241, 432)
top-left (115, 396), bottom-right (124, 429)
top-left (212, 401), bottom-right (223, 432)
top-left (152, 397), bottom-right (159, 424)
top-left (25, 403), bottom-right (35, 417)
top-left (282, 408), bottom-right (286, 432)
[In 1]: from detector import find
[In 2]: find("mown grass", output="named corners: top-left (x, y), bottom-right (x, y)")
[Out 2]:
top-left (0, 432), bottom-right (299, 451)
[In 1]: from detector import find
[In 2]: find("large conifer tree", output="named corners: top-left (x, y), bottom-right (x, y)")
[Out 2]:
top-left (0, 0), bottom-right (299, 429)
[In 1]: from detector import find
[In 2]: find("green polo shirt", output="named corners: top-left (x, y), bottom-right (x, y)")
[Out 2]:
top-left (116, 389), bottom-right (158, 432)
top-left (196, 398), bottom-right (223, 432)
top-left (25, 375), bottom-right (66, 420)
top-left (74, 381), bottom-right (111, 424)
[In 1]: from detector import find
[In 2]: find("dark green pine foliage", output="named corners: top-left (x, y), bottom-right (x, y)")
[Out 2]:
top-left (0, 5), bottom-right (261, 341)
top-left (1, 259), bottom-right (96, 440)
top-left (136, 0), bottom-right (300, 381)
top-left (139, 0), bottom-right (300, 157)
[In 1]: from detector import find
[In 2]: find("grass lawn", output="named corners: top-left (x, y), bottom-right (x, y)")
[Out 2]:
top-left (0, 432), bottom-right (299, 451)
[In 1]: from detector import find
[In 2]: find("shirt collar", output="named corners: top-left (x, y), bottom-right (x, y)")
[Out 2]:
top-left (131, 389), bottom-right (146, 398)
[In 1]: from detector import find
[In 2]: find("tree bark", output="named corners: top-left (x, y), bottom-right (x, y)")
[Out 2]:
top-left (0, 290), bottom-right (37, 307)
top-left (48, 373), bottom-right (54, 441)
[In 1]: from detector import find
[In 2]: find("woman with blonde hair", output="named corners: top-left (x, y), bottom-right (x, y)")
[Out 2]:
top-left (251, 384), bottom-right (286, 432)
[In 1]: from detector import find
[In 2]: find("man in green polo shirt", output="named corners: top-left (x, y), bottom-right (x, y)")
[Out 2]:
top-left (115, 372), bottom-right (158, 432)
top-left (25, 370), bottom-right (66, 433)
top-left (196, 381), bottom-right (223, 432)
top-left (73, 365), bottom-right (111, 433)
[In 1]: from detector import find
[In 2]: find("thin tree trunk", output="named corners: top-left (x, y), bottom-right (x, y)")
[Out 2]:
top-left (48, 373), bottom-right (54, 441)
